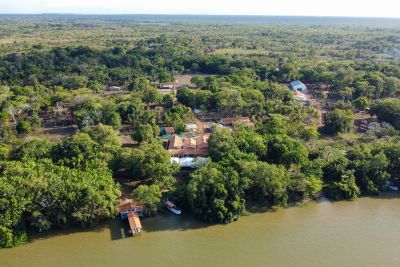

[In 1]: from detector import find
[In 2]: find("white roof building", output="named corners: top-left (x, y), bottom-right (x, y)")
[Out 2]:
top-left (171, 157), bottom-right (207, 168)
top-left (290, 80), bottom-right (308, 92)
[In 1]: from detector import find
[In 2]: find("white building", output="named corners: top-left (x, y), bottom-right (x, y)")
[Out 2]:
top-left (171, 157), bottom-right (207, 168)
top-left (290, 80), bottom-right (308, 92)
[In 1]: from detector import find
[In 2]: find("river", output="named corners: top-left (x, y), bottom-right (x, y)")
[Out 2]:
top-left (1, 196), bottom-right (400, 267)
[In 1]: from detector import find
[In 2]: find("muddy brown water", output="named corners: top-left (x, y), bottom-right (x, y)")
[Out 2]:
top-left (1, 196), bottom-right (400, 267)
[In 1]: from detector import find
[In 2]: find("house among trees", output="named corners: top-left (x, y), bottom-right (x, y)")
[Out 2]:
top-left (290, 80), bottom-right (308, 92)
top-left (119, 202), bottom-right (144, 236)
top-left (118, 202), bottom-right (144, 219)
top-left (159, 84), bottom-right (176, 94)
top-left (161, 127), bottom-right (175, 136)
top-left (220, 117), bottom-right (253, 127)
top-left (106, 85), bottom-right (123, 91)
top-left (168, 134), bottom-right (209, 157)
top-left (169, 135), bottom-right (183, 150)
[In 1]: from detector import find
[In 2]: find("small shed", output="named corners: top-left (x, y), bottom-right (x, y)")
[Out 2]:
top-left (128, 212), bottom-right (142, 236)
top-left (290, 80), bottom-right (308, 92)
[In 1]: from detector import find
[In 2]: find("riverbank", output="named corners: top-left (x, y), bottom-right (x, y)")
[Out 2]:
top-left (1, 196), bottom-right (400, 267)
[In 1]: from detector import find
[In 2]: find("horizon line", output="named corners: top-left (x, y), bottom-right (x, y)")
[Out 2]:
top-left (0, 13), bottom-right (399, 19)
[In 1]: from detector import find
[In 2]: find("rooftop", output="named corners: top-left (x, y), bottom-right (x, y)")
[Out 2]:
top-left (128, 212), bottom-right (142, 230)
top-left (164, 127), bottom-right (175, 134)
top-left (221, 117), bottom-right (253, 127)
top-left (169, 135), bottom-right (183, 150)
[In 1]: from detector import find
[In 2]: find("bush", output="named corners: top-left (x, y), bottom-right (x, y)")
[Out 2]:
top-left (16, 121), bottom-right (32, 134)
top-left (323, 109), bottom-right (354, 135)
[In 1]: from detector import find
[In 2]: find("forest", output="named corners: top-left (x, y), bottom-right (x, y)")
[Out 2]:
top-left (1, 15), bottom-right (400, 247)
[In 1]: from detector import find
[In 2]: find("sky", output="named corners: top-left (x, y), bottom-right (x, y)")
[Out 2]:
top-left (0, 0), bottom-right (399, 18)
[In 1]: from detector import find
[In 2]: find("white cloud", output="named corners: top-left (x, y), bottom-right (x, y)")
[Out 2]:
top-left (0, 0), bottom-right (399, 17)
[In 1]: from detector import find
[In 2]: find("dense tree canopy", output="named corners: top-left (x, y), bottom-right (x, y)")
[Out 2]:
top-left (0, 159), bottom-right (120, 247)
top-left (323, 109), bottom-right (355, 135)
top-left (186, 164), bottom-right (245, 223)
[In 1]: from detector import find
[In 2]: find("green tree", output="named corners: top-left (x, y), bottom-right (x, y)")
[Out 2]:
top-left (208, 126), bottom-right (238, 162)
top-left (267, 135), bottom-right (308, 166)
top-left (132, 185), bottom-right (162, 216)
top-left (15, 138), bottom-right (52, 160)
top-left (325, 170), bottom-right (360, 200)
top-left (240, 161), bottom-right (289, 206)
top-left (323, 109), bottom-right (354, 134)
top-left (131, 124), bottom-right (158, 143)
top-left (370, 98), bottom-right (400, 129)
top-left (82, 124), bottom-right (121, 147)
top-left (16, 120), bottom-right (32, 134)
top-left (163, 94), bottom-right (174, 109)
top-left (122, 142), bottom-right (179, 187)
top-left (127, 77), bottom-right (150, 92)
top-left (234, 128), bottom-right (267, 160)
top-left (0, 159), bottom-right (120, 248)
top-left (51, 133), bottom-right (100, 167)
top-left (347, 146), bottom-right (390, 195)
top-left (186, 164), bottom-right (245, 223)
top-left (352, 97), bottom-right (372, 111)
top-left (215, 89), bottom-right (243, 116)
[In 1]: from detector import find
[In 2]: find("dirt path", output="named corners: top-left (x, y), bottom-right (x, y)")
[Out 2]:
top-left (304, 90), bottom-right (327, 127)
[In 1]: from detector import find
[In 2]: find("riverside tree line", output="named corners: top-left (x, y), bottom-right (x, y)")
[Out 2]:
top-left (1, 16), bottom-right (400, 248)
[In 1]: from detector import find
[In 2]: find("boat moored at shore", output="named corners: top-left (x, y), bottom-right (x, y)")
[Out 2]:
top-left (164, 200), bottom-right (182, 215)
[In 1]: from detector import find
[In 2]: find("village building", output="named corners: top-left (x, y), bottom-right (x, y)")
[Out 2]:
top-left (158, 84), bottom-right (176, 94)
top-left (106, 85), bottom-right (123, 91)
top-left (168, 134), bottom-right (209, 157)
top-left (196, 135), bottom-right (209, 149)
top-left (168, 135), bottom-right (183, 150)
top-left (183, 138), bottom-right (197, 149)
top-left (290, 80), bottom-right (308, 92)
top-left (161, 127), bottom-right (175, 136)
top-left (220, 117), bottom-right (253, 127)
top-left (118, 202), bottom-right (143, 219)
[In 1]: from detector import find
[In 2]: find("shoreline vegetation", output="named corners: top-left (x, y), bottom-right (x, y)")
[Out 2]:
top-left (1, 14), bottom-right (400, 248)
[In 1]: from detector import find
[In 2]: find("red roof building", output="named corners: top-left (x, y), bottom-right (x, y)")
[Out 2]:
top-left (182, 138), bottom-right (197, 149)
top-left (164, 127), bottom-right (175, 134)
top-left (168, 135), bottom-right (183, 150)
top-left (168, 134), bottom-right (209, 157)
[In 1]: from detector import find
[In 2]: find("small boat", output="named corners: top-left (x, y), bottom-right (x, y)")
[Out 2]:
top-left (164, 200), bottom-right (181, 215)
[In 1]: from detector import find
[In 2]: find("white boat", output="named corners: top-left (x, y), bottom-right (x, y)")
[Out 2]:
top-left (164, 200), bottom-right (182, 215)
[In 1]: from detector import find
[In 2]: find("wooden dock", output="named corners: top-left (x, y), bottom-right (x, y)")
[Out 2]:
top-left (118, 202), bottom-right (144, 237)
top-left (128, 212), bottom-right (142, 236)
